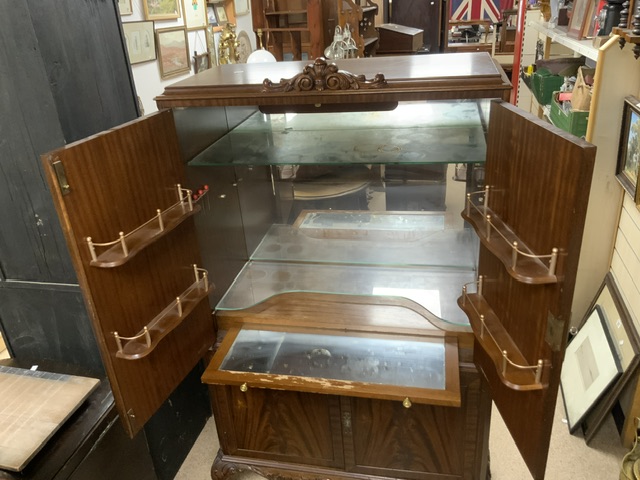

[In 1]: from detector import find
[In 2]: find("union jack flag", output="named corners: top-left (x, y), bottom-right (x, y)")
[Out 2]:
top-left (450, 0), bottom-right (514, 23)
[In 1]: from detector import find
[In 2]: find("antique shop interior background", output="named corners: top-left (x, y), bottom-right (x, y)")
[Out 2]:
top-left (2, 0), bottom-right (640, 478)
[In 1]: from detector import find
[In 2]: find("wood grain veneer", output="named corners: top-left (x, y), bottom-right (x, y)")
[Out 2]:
top-left (155, 54), bottom-right (511, 108)
top-left (41, 110), bottom-right (216, 437)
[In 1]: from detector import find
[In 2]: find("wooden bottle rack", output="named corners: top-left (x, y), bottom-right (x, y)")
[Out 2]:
top-left (457, 277), bottom-right (548, 391)
top-left (86, 184), bottom-right (207, 268)
top-left (113, 265), bottom-right (212, 360)
top-left (462, 186), bottom-right (560, 284)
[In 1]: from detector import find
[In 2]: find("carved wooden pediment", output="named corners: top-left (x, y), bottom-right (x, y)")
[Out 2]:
top-left (262, 57), bottom-right (387, 93)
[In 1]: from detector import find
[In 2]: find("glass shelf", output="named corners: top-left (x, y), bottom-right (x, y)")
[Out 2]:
top-left (216, 261), bottom-right (475, 326)
top-left (220, 329), bottom-right (446, 390)
top-left (251, 219), bottom-right (478, 269)
top-left (189, 100), bottom-right (489, 167)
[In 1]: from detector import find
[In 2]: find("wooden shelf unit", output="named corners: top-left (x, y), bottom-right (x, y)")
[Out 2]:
top-left (251, 0), bottom-right (332, 60)
top-left (208, 0), bottom-right (237, 33)
top-left (339, 0), bottom-right (379, 57)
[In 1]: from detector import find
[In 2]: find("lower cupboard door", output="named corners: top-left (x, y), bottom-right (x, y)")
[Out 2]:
top-left (212, 386), bottom-right (345, 469)
top-left (343, 371), bottom-right (489, 480)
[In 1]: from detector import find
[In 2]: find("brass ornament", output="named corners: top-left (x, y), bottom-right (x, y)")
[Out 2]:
top-left (218, 23), bottom-right (239, 64)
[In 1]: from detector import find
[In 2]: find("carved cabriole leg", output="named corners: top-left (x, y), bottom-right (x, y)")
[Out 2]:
top-left (211, 450), bottom-right (244, 480)
top-left (211, 452), bottom-right (290, 480)
top-left (211, 451), bottom-right (338, 480)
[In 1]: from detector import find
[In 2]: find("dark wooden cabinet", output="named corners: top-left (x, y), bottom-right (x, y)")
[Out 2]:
top-left (210, 368), bottom-right (488, 480)
top-left (2, 3), bottom-right (211, 480)
top-left (41, 54), bottom-right (595, 480)
top-left (377, 23), bottom-right (424, 54)
top-left (390, 0), bottom-right (447, 52)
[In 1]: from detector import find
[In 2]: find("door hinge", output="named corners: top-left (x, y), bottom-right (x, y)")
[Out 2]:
top-left (545, 311), bottom-right (565, 351)
top-left (125, 408), bottom-right (137, 430)
top-left (52, 160), bottom-right (71, 195)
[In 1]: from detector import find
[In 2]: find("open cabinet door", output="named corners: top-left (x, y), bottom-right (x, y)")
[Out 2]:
top-left (459, 101), bottom-right (596, 479)
top-left (41, 110), bottom-right (216, 438)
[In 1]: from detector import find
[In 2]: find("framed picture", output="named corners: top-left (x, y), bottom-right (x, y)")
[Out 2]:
top-left (581, 0), bottom-right (599, 38)
top-left (118, 0), bottom-right (133, 16)
top-left (123, 21), bottom-right (157, 65)
top-left (234, 0), bottom-right (250, 16)
top-left (561, 303), bottom-right (622, 433)
top-left (207, 4), bottom-right (218, 25)
top-left (578, 273), bottom-right (640, 444)
top-left (156, 27), bottom-right (190, 78)
top-left (193, 51), bottom-right (210, 73)
top-left (568, 0), bottom-right (590, 38)
top-left (182, 0), bottom-right (208, 30)
top-left (214, 2), bottom-right (228, 25)
top-left (206, 25), bottom-right (218, 66)
top-left (616, 96), bottom-right (640, 197)
top-left (143, 0), bottom-right (181, 21)
top-left (236, 30), bottom-right (252, 63)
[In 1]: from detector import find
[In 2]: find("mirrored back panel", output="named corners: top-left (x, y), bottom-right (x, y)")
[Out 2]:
top-left (185, 99), bottom-right (492, 326)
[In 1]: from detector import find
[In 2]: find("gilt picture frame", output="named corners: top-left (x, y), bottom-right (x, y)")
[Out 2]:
top-left (156, 27), bottom-right (190, 78)
top-left (143, 0), bottom-right (181, 21)
top-left (206, 25), bottom-right (218, 66)
top-left (616, 96), bottom-right (640, 198)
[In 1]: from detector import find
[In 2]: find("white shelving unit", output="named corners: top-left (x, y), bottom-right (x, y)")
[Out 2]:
top-left (517, 16), bottom-right (640, 326)
top-left (528, 20), bottom-right (599, 61)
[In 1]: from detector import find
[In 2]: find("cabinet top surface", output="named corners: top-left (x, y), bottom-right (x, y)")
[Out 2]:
top-left (156, 53), bottom-right (511, 107)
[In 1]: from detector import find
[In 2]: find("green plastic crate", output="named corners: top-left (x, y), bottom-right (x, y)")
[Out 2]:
top-left (549, 92), bottom-right (589, 138)
top-left (521, 67), bottom-right (565, 106)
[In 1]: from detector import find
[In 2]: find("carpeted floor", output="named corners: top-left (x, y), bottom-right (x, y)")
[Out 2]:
top-left (176, 393), bottom-right (628, 479)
